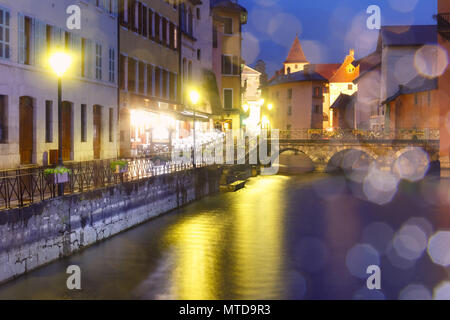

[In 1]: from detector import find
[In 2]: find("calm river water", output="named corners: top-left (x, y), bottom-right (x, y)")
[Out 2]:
top-left (0, 173), bottom-right (449, 300)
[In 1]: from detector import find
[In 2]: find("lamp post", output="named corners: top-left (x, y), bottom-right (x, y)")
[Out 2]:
top-left (49, 51), bottom-right (72, 196)
top-left (189, 89), bottom-right (200, 168)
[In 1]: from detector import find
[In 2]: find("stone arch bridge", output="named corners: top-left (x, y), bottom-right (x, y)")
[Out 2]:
top-left (272, 138), bottom-right (440, 172)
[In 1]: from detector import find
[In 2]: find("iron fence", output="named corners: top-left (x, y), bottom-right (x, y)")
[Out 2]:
top-left (0, 155), bottom-right (201, 211)
top-left (278, 128), bottom-right (440, 141)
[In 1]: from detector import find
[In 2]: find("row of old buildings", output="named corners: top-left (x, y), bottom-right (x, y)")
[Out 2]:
top-left (264, 0), bottom-right (450, 175)
top-left (0, 0), bottom-right (248, 169)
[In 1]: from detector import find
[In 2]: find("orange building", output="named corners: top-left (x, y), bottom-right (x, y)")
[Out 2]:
top-left (382, 75), bottom-right (439, 133)
top-left (437, 1), bottom-right (450, 176)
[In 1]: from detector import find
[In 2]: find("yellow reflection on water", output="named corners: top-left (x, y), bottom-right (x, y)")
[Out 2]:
top-left (165, 212), bottom-right (225, 300)
top-left (164, 175), bottom-right (289, 300)
top-left (230, 175), bottom-right (288, 299)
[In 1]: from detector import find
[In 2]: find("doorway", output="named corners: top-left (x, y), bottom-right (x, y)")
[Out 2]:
top-left (93, 105), bottom-right (102, 159)
top-left (61, 101), bottom-right (73, 161)
top-left (19, 96), bottom-right (34, 165)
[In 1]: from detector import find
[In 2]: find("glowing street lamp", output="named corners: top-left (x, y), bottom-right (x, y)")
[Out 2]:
top-left (242, 103), bottom-right (249, 113)
top-left (267, 103), bottom-right (273, 111)
top-left (49, 51), bottom-right (72, 196)
top-left (189, 89), bottom-right (200, 168)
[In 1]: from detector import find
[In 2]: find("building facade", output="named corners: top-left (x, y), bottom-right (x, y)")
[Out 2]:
top-left (211, 0), bottom-right (247, 132)
top-left (268, 69), bottom-right (327, 131)
top-left (118, 0), bottom-right (181, 157)
top-left (382, 76), bottom-right (439, 134)
top-left (241, 64), bottom-right (261, 134)
top-left (437, 0), bottom-right (450, 176)
top-left (0, 0), bottom-right (119, 169)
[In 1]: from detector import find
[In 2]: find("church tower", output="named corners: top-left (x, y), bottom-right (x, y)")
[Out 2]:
top-left (284, 35), bottom-right (309, 75)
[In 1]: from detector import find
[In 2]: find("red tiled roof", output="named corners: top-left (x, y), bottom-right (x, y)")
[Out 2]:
top-left (285, 35), bottom-right (308, 64)
top-left (313, 64), bottom-right (341, 80)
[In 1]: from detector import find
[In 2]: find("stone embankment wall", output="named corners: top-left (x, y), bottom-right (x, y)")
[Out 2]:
top-left (0, 166), bottom-right (221, 284)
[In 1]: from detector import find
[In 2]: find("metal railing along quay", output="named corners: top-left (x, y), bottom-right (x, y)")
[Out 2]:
top-left (0, 155), bottom-right (204, 211)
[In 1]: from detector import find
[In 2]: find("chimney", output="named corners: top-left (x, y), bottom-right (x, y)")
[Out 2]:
top-left (349, 49), bottom-right (355, 57)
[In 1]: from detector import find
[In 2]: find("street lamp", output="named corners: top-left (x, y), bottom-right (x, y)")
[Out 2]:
top-left (49, 51), bottom-right (72, 196)
top-left (189, 89), bottom-right (200, 168)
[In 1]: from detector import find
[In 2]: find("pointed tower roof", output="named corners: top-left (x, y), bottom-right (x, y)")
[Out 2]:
top-left (284, 35), bottom-right (309, 64)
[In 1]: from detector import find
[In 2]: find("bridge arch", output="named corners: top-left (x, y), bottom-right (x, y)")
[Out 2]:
top-left (279, 147), bottom-right (316, 162)
top-left (278, 148), bottom-right (315, 173)
top-left (326, 148), bottom-right (375, 173)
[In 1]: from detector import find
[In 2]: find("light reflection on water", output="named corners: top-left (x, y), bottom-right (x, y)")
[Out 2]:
top-left (0, 174), bottom-right (449, 300)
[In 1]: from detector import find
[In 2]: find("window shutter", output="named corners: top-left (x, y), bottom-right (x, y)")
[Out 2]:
top-left (85, 39), bottom-right (93, 78)
top-left (73, 34), bottom-right (82, 76)
top-left (18, 13), bottom-right (25, 64)
top-left (112, 0), bottom-right (118, 16)
top-left (34, 19), bottom-right (46, 67)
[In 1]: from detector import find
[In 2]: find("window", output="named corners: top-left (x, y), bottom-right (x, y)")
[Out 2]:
top-left (188, 9), bottom-right (193, 35)
top-left (155, 67), bottom-right (161, 97)
top-left (0, 7), bottom-right (11, 59)
top-left (314, 105), bottom-right (321, 113)
top-left (119, 54), bottom-right (126, 90)
top-left (134, 0), bottom-right (140, 31)
top-left (188, 61), bottom-right (192, 80)
top-left (95, 43), bottom-right (102, 80)
top-left (323, 112), bottom-right (329, 122)
top-left (147, 64), bottom-right (153, 95)
top-left (162, 17), bottom-right (167, 45)
top-left (109, 108), bottom-right (114, 142)
top-left (128, 58), bottom-right (136, 92)
top-left (287, 124), bottom-right (292, 131)
top-left (428, 91), bottom-right (431, 106)
top-left (213, 26), bottom-right (218, 48)
top-left (45, 101), bottom-right (53, 143)
top-left (348, 84), bottom-right (353, 90)
top-left (142, 4), bottom-right (148, 37)
top-left (224, 17), bottom-right (232, 34)
top-left (414, 93), bottom-right (418, 106)
top-left (222, 55), bottom-right (233, 75)
top-left (138, 61), bottom-right (145, 94)
top-left (224, 89), bottom-right (233, 109)
top-left (173, 25), bottom-right (178, 49)
top-left (169, 72), bottom-right (176, 100)
top-left (169, 23), bottom-right (175, 49)
top-left (81, 104), bottom-right (87, 142)
top-left (313, 87), bottom-right (322, 98)
top-left (0, 95), bottom-right (7, 143)
top-left (120, 0), bottom-right (129, 25)
top-left (288, 106), bottom-right (292, 116)
top-left (197, 49), bottom-right (201, 60)
top-left (148, 9), bottom-right (153, 38)
top-left (154, 13), bottom-right (160, 42)
top-left (109, 48), bottom-right (115, 83)
top-left (287, 88), bottom-right (292, 99)
top-left (162, 69), bottom-right (168, 99)
top-left (20, 16), bottom-right (32, 65)
top-left (197, 8), bottom-right (200, 20)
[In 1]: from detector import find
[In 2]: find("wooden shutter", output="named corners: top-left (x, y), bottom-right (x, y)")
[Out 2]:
top-left (18, 13), bottom-right (25, 64)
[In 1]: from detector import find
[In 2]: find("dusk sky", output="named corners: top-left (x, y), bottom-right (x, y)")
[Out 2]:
top-left (240, 0), bottom-right (437, 76)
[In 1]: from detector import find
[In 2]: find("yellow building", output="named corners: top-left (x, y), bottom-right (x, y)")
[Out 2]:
top-left (211, 0), bottom-right (247, 132)
top-left (118, 0), bottom-right (181, 157)
top-left (267, 36), bottom-right (361, 131)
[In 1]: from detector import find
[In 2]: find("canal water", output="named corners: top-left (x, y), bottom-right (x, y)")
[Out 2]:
top-left (0, 173), bottom-right (449, 300)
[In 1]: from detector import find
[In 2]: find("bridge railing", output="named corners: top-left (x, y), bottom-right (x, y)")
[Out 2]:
top-left (278, 129), bottom-right (440, 141)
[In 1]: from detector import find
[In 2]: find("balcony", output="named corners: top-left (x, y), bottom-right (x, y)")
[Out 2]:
top-left (436, 13), bottom-right (450, 40)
